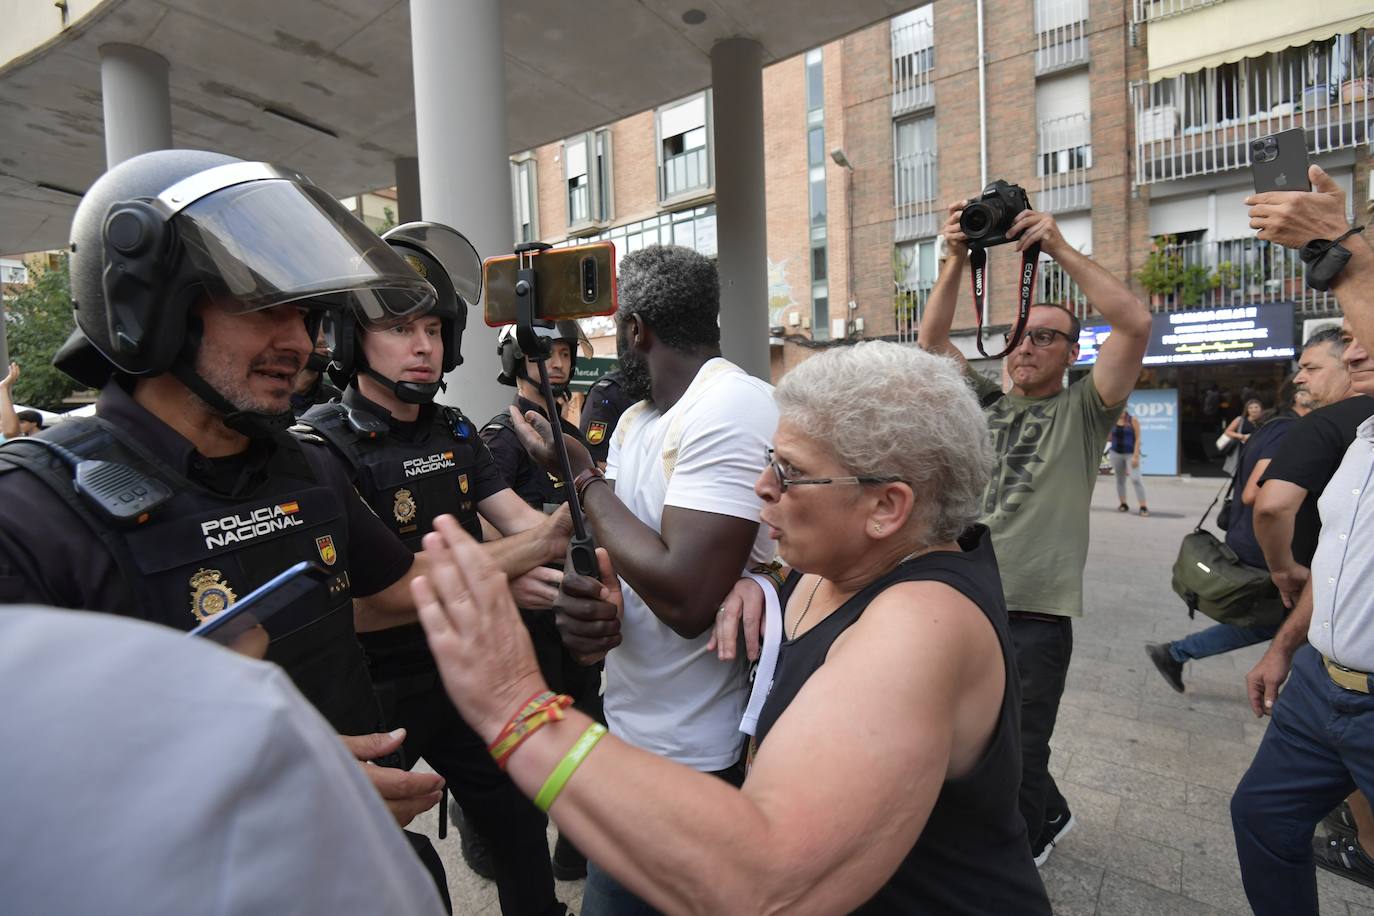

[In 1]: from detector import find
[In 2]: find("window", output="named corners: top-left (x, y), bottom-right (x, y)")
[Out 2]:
top-left (510, 157), bottom-right (538, 244)
top-left (656, 93), bottom-right (712, 202)
top-left (894, 116), bottom-right (937, 205)
top-left (1036, 71), bottom-right (1092, 175)
top-left (896, 239), bottom-right (938, 291)
top-left (564, 129), bottom-right (613, 229)
top-left (806, 49), bottom-right (830, 340)
top-left (891, 6), bottom-right (935, 82)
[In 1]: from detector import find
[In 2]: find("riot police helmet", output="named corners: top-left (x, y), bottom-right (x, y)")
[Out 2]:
top-left (496, 320), bottom-right (584, 387)
top-left (58, 149), bottom-right (435, 435)
top-left (325, 221), bottom-right (482, 404)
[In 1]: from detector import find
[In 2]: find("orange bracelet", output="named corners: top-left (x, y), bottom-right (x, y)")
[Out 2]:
top-left (493, 690), bottom-right (555, 742)
top-left (488, 693), bottom-right (574, 768)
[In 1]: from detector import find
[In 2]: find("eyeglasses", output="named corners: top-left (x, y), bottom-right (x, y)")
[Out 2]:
top-left (764, 448), bottom-right (902, 492)
top-left (1003, 327), bottom-right (1075, 348)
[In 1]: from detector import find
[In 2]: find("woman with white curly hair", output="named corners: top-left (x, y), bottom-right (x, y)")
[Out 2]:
top-left (409, 342), bottom-right (1049, 915)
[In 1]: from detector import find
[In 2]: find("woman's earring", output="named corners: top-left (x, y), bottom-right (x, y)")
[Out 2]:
top-left (874, 524), bottom-right (883, 534)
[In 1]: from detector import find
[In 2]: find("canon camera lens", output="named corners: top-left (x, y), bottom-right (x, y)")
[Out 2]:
top-left (960, 199), bottom-right (1004, 241)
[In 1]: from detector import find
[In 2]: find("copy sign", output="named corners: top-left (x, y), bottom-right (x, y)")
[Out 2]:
top-left (1125, 388), bottom-right (1179, 476)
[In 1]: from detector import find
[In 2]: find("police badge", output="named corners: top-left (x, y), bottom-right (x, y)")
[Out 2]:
top-left (586, 420), bottom-right (607, 445)
top-left (458, 473), bottom-right (469, 494)
top-left (189, 568), bottom-right (237, 622)
top-left (393, 488), bottom-right (418, 525)
top-left (315, 534), bottom-right (338, 566)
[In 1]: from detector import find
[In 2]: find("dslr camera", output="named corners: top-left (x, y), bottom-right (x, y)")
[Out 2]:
top-left (959, 180), bottom-right (1031, 249)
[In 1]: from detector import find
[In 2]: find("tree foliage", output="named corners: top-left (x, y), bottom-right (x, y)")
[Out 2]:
top-left (4, 255), bottom-right (77, 411)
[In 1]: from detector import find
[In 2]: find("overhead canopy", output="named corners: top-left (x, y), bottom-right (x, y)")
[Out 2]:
top-left (1146, 0), bottom-right (1374, 81)
top-left (0, 0), bottom-right (921, 256)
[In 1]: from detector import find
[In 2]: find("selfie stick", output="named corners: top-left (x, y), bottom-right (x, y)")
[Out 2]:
top-left (513, 242), bottom-right (599, 578)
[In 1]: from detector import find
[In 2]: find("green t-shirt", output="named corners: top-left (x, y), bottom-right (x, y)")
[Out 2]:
top-left (970, 373), bottom-right (1124, 618)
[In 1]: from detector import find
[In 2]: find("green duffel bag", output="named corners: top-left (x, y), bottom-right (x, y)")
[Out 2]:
top-left (1171, 527), bottom-right (1286, 627)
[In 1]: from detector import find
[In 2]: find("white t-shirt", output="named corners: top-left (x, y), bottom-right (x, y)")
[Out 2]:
top-left (605, 358), bottom-right (779, 770)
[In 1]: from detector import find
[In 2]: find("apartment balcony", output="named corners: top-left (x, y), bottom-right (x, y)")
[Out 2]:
top-left (893, 283), bottom-right (931, 344)
top-left (660, 146), bottom-right (710, 201)
top-left (1131, 0), bottom-right (1225, 24)
top-left (1038, 260), bottom-right (1093, 320)
top-left (1132, 31), bottom-right (1372, 185)
top-left (1035, 0), bottom-right (1089, 75)
top-left (1037, 114), bottom-right (1093, 213)
top-left (891, 19), bottom-right (935, 115)
top-left (1141, 236), bottom-right (1338, 315)
top-left (893, 152), bottom-right (939, 242)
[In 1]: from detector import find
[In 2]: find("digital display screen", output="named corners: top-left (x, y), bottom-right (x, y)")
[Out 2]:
top-left (1072, 303), bottom-right (1295, 367)
top-left (1144, 303), bottom-right (1295, 366)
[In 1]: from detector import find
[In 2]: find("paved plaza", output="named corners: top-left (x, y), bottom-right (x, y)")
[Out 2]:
top-left (412, 476), bottom-right (1374, 914)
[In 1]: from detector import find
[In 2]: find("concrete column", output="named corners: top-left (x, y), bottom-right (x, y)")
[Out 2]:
top-left (394, 157), bottom-right (421, 223)
top-left (710, 38), bottom-right (770, 381)
top-left (99, 44), bottom-right (172, 168)
top-left (410, 0), bottom-right (509, 422)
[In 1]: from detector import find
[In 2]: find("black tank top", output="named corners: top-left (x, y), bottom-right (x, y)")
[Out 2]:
top-left (754, 525), bottom-right (1050, 915)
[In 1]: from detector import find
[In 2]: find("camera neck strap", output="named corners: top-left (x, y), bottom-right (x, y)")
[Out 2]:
top-left (969, 242), bottom-right (1041, 359)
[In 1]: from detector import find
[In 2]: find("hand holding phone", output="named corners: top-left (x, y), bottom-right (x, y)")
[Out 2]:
top-left (1250, 129), bottom-right (1311, 194)
top-left (188, 561), bottom-right (331, 648)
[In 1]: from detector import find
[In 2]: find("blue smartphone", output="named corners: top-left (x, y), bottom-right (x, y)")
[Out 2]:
top-left (187, 561), bottom-right (330, 647)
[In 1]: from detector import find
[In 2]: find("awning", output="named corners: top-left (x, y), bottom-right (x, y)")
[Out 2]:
top-left (1146, 0), bottom-right (1374, 81)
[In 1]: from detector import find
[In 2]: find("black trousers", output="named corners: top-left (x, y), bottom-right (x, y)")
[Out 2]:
top-left (364, 625), bottom-right (562, 916)
top-left (1008, 613), bottom-right (1074, 846)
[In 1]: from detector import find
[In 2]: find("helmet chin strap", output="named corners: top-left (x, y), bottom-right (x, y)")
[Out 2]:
top-left (170, 361), bottom-right (295, 439)
top-left (363, 366), bottom-right (445, 405)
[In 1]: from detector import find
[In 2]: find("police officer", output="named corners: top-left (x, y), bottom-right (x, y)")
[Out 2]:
top-left (483, 322), bottom-right (586, 511)
top-left (578, 368), bottom-right (635, 468)
top-left (0, 150), bottom-right (455, 832)
top-left (481, 322), bottom-right (601, 881)
top-left (290, 331), bottom-right (341, 416)
top-left (295, 222), bottom-right (571, 916)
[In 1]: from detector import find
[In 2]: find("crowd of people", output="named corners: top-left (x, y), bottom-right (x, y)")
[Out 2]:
top-left (1, 146), bottom-right (1372, 916)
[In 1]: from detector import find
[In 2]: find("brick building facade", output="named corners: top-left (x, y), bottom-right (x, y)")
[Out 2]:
top-left (509, 1), bottom-right (1372, 382)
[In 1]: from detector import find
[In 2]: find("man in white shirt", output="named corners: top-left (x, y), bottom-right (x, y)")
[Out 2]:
top-left (512, 245), bottom-right (778, 915)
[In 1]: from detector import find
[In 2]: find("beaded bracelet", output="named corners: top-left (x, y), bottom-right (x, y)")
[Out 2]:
top-left (534, 723), bottom-right (608, 812)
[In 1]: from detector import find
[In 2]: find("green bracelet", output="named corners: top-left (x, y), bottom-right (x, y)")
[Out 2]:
top-left (534, 723), bottom-right (608, 812)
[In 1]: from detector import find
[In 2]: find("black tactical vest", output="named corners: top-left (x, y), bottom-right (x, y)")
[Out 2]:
top-left (297, 396), bottom-right (485, 551)
top-left (0, 417), bottom-right (379, 736)
top-left (480, 400), bottom-right (577, 513)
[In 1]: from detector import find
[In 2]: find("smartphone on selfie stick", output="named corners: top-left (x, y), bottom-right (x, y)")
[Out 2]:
top-left (483, 242), bottom-right (618, 578)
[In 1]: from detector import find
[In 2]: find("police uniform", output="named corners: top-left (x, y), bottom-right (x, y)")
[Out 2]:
top-left (297, 385), bottom-right (562, 916)
top-left (0, 380), bottom-right (409, 737)
top-left (482, 396), bottom-right (584, 512)
top-left (482, 397), bottom-right (602, 721)
top-left (578, 370), bottom-right (635, 465)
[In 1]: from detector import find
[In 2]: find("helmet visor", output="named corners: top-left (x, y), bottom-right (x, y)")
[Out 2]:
top-left (383, 221), bottom-right (483, 306)
top-left (173, 179), bottom-right (435, 327)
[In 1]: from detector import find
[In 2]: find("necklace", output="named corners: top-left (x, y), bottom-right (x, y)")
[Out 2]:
top-left (790, 576), bottom-right (825, 640)
top-left (788, 549), bottom-right (927, 640)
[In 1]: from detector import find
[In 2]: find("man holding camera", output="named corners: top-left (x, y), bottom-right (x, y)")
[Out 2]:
top-left (920, 195), bottom-right (1152, 865)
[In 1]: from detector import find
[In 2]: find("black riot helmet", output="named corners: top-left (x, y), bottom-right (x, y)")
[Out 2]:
top-left (325, 221), bottom-right (482, 405)
top-left (497, 321), bottom-right (584, 387)
top-left (57, 149), bottom-right (435, 436)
